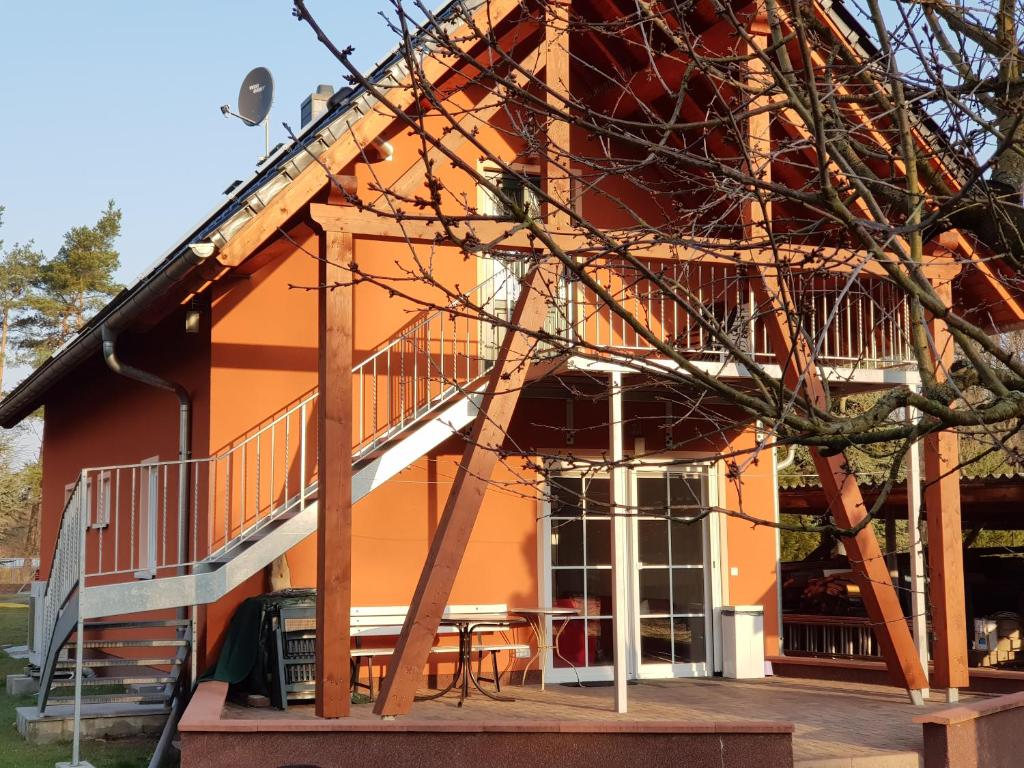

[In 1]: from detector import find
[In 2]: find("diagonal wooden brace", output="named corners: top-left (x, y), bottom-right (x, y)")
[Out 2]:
top-left (752, 267), bottom-right (929, 698)
top-left (374, 260), bottom-right (561, 717)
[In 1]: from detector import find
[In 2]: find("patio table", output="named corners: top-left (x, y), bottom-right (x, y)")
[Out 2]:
top-left (417, 612), bottom-right (526, 707)
top-left (512, 607), bottom-right (581, 690)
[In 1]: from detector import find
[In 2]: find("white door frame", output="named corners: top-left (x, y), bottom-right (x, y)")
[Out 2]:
top-left (629, 465), bottom-right (719, 680)
top-left (538, 457), bottom-right (723, 684)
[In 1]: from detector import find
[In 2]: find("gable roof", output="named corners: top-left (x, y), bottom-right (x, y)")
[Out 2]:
top-left (0, 0), bottom-right (996, 428)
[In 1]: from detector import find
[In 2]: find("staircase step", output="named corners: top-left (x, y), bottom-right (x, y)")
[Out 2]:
top-left (47, 693), bottom-right (169, 706)
top-left (67, 639), bottom-right (188, 650)
top-left (56, 657), bottom-right (183, 669)
top-left (51, 675), bottom-right (177, 689)
top-left (83, 619), bottom-right (190, 631)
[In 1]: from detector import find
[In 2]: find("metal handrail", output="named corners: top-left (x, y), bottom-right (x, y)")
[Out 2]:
top-left (61, 270), bottom-right (524, 583)
top-left (37, 477), bottom-right (85, 682)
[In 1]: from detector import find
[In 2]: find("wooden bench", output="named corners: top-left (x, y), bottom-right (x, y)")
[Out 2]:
top-left (273, 603), bottom-right (529, 707)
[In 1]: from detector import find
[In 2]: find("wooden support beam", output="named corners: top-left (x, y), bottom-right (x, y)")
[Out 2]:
top-left (923, 275), bottom-right (969, 700)
top-left (306, 204), bottom-right (888, 273)
top-left (309, 207), bottom-right (355, 719)
top-left (743, 18), bottom-right (923, 699)
top-left (753, 270), bottom-right (929, 699)
top-left (373, 260), bottom-right (561, 718)
top-left (544, 0), bottom-right (572, 233)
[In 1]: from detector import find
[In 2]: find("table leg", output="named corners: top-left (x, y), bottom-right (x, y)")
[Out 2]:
top-left (459, 627), bottom-right (470, 707)
top-left (521, 616), bottom-right (543, 689)
top-left (552, 617), bottom-right (582, 687)
top-left (465, 624), bottom-right (516, 702)
top-left (414, 635), bottom-right (464, 702)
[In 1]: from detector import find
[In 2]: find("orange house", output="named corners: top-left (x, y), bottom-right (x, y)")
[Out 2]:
top-left (4, 1), bottom-right (1021, 762)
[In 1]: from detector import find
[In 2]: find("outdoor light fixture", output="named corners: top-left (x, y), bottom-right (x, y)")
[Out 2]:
top-left (185, 309), bottom-right (201, 334)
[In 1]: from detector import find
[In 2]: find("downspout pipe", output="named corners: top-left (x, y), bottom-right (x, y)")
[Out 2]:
top-left (100, 324), bottom-right (192, 573)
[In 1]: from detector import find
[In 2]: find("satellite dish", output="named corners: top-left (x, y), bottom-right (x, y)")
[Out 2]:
top-left (237, 67), bottom-right (274, 126)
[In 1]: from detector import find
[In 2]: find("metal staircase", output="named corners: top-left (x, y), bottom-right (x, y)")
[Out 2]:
top-left (29, 269), bottom-right (531, 764)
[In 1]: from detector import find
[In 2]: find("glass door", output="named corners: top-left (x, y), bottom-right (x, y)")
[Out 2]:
top-left (544, 465), bottom-right (716, 683)
top-left (548, 475), bottom-right (615, 680)
top-left (632, 470), bottom-right (712, 677)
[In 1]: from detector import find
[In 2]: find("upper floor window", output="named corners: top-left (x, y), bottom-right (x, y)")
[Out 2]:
top-left (479, 165), bottom-right (542, 219)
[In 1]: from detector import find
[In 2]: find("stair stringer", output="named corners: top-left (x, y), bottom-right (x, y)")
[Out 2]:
top-left (36, 594), bottom-right (79, 711)
top-left (76, 391), bottom-right (484, 620)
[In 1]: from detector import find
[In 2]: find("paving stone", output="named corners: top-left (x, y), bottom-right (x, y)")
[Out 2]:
top-left (2, 644), bottom-right (29, 659)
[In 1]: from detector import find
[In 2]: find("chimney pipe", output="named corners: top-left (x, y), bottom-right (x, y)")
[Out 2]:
top-left (301, 84), bottom-right (335, 128)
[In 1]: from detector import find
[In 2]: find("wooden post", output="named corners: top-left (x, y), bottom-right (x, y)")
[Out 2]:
top-left (374, 262), bottom-right (560, 717)
top-left (924, 275), bottom-right (969, 702)
top-left (544, 0), bottom-right (571, 233)
top-left (310, 197), bottom-right (356, 719)
top-left (753, 271), bottom-right (929, 701)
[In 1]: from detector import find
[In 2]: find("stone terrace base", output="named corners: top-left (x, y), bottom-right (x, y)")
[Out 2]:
top-left (180, 675), bottom-right (973, 768)
top-left (916, 690), bottom-right (1024, 768)
top-left (183, 726), bottom-right (792, 768)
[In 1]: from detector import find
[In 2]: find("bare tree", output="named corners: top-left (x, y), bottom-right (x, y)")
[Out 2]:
top-left (287, 0), bottom-right (1024, 538)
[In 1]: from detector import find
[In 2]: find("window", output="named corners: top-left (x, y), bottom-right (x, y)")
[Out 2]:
top-left (479, 166), bottom-right (542, 219)
top-left (64, 477), bottom-right (92, 522)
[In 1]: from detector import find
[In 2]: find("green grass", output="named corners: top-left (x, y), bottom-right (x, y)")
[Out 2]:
top-left (0, 594), bottom-right (166, 768)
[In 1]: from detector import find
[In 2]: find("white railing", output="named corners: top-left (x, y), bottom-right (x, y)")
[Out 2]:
top-left (75, 391), bottom-right (319, 581)
top-left (68, 268), bottom-right (537, 583)
top-left (572, 260), bottom-right (914, 368)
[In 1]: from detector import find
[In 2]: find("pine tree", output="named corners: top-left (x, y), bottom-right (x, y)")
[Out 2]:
top-left (0, 207), bottom-right (44, 393)
top-left (0, 243), bottom-right (43, 393)
top-left (15, 201), bottom-right (122, 365)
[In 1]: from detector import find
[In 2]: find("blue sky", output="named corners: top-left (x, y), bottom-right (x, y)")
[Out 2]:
top-left (0, 1), bottom-right (397, 403)
top-left (0, 1), bottom-right (394, 280)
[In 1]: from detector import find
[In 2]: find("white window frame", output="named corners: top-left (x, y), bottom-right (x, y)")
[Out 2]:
top-left (538, 454), bottom-right (725, 683)
top-left (65, 477), bottom-right (92, 523)
top-left (476, 161), bottom-right (583, 220)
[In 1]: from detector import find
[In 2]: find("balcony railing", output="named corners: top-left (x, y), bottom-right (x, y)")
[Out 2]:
top-left (570, 259), bottom-right (914, 369)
